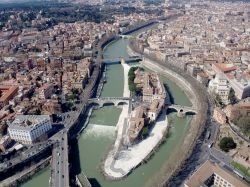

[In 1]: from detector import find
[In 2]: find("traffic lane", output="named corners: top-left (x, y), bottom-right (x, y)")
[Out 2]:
top-left (209, 147), bottom-right (232, 165)
top-left (52, 143), bottom-right (65, 187)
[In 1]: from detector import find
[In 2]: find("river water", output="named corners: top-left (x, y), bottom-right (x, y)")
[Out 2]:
top-left (21, 34), bottom-right (192, 187)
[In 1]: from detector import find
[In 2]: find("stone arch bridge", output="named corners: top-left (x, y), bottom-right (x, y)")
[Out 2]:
top-left (168, 104), bottom-right (197, 117)
top-left (88, 97), bottom-right (131, 108)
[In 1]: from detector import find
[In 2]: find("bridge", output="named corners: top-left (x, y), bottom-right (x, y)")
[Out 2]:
top-left (168, 104), bottom-right (197, 117)
top-left (119, 35), bottom-right (134, 39)
top-left (88, 97), bottom-right (131, 107)
top-left (50, 131), bottom-right (70, 187)
top-left (102, 57), bottom-right (142, 65)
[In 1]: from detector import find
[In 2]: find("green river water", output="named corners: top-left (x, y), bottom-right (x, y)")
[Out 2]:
top-left (21, 33), bottom-right (193, 187)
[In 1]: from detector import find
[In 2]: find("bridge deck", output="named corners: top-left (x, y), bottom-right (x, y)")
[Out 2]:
top-left (168, 104), bottom-right (196, 113)
top-left (77, 173), bottom-right (92, 187)
top-left (102, 57), bottom-right (142, 64)
top-left (51, 131), bottom-right (69, 187)
top-left (88, 97), bottom-right (131, 101)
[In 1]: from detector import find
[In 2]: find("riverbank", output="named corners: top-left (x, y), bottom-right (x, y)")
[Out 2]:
top-left (103, 62), bottom-right (130, 179)
top-left (127, 44), bottom-right (208, 186)
top-left (0, 157), bottom-right (51, 187)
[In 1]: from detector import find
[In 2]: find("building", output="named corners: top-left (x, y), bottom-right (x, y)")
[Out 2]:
top-left (233, 146), bottom-right (250, 169)
top-left (224, 103), bottom-right (250, 120)
top-left (184, 160), bottom-right (249, 187)
top-left (126, 68), bottom-right (167, 145)
top-left (0, 85), bottom-right (18, 109)
top-left (208, 74), bottom-right (231, 104)
top-left (134, 70), bottom-right (166, 103)
top-left (212, 63), bottom-right (250, 99)
top-left (0, 135), bottom-right (11, 152)
top-left (227, 75), bottom-right (250, 99)
top-left (39, 84), bottom-right (54, 99)
top-left (127, 106), bottom-right (145, 145)
top-left (187, 63), bottom-right (202, 77)
top-left (148, 99), bottom-right (164, 121)
top-left (197, 71), bottom-right (209, 86)
top-left (223, 104), bottom-right (235, 119)
top-left (8, 115), bottom-right (52, 144)
top-left (164, 0), bottom-right (169, 8)
top-left (42, 100), bottom-right (62, 114)
top-left (213, 107), bottom-right (227, 125)
top-left (212, 63), bottom-right (237, 74)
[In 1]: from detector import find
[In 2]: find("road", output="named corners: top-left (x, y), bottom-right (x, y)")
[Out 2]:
top-left (0, 142), bottom-right (53, 172)
top-left (51, 131), bottom-right (69, 187)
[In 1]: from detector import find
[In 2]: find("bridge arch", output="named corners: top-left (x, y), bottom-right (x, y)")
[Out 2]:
top-left (167, 105), bottom-right (197, 117)
top-left (88, 102), bottom-right (101, 108)
top-left (167, 107), bottom-right (178, 114)
top-left (88, 97), bottom-right (131, 108)
top-left (103, 102), bottom-right (115, 107)
top-left (185, 111), bottom-right (196, 116)
top-left (117, 101), bottom-right (128, 106)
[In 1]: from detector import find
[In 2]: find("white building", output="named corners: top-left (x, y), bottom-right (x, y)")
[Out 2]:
top-left (228, 75), bottom-right (250, 99)
top-left (164, 0), bottom-right (170, 8)
top-left (8, 115), bottom-right (52, 144)
top-left (208, 74), bottom-right (231, 104)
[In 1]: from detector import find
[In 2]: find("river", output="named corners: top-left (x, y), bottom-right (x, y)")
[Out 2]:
top-left (21, 32), bottom-right (193, 187)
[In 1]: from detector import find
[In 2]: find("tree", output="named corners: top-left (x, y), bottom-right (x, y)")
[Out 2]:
top-left (219, 137), bottom-right (237, 152)
top-left (235, 116), bottom-right (250, 135)
top-left (141, 126), bottom-right (149, 139)
top-left (214, 93), bottom-right (224, 108)
top-left (228, 88), bottom-right (237, 104)
top-left (232, 109), bottom-right (250, 136)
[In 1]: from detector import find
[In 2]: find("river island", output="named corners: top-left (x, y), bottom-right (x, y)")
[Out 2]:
top-left (104, 65), bottom-right (170, 179)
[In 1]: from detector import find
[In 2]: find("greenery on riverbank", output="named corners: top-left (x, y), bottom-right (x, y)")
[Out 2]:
top-left (231, 161), bottom-right (250, 178)
top-left (128, 66), bottom-right (143, 94)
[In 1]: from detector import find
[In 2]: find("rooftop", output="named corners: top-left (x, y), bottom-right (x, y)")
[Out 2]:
top-left (0, 85), bottom-right (18, 103)
top-left (213, 63), bottom-right (237, 73)
top-left (8, 115), bottom-right (51, 130)
top-left (185, 160), bottom-right (249, 187)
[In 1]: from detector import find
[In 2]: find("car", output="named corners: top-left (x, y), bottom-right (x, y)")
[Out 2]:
top-left (206, 131), bottom-right (211, 140)
top-left (208, 143), bottom-right (213, 148)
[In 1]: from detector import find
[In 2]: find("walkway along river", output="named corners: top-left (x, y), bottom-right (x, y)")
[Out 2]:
top-left (21, 28), bottom-right (197, 187)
